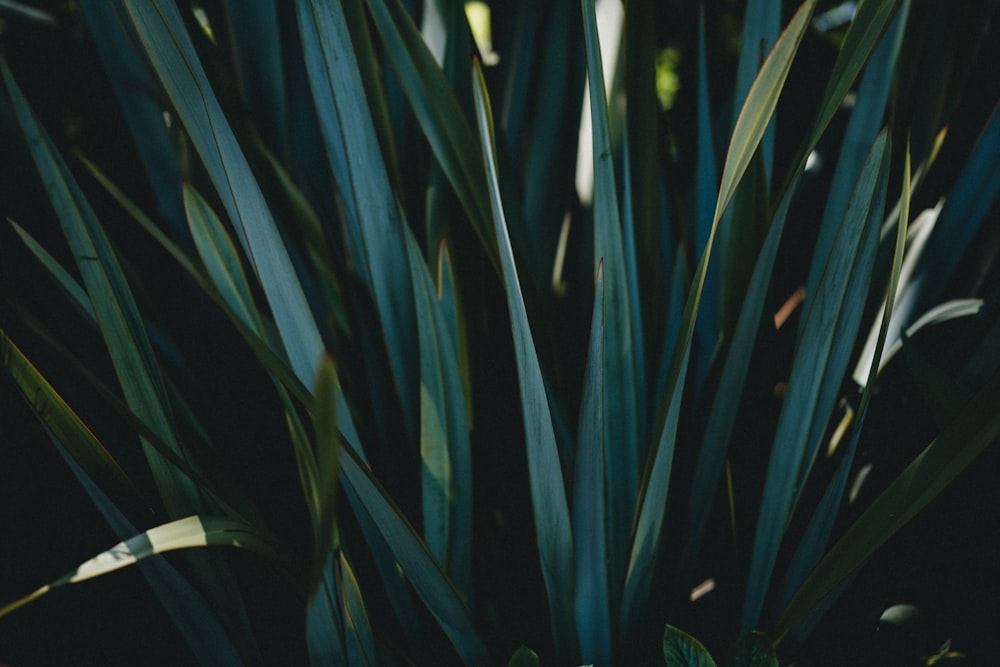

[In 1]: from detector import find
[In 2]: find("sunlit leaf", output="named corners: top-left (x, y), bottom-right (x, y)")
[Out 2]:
top-left (0, 516), bottom-right (272, 618)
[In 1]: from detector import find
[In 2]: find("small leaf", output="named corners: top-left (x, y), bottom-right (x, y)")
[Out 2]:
top-left (725, 631), bottom-right (778, 667)
top-left (663, 624), bottom-right (718, 667)
top-left (506, 646), bottom-right (541, 667)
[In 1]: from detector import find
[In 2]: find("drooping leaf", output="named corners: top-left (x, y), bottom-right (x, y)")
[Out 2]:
top-left (0, 330), bottom-right (144, 512)
top-left (0, 516), bottom-right (272, 618)
top-left (3, 60), bottom-right (196, 516)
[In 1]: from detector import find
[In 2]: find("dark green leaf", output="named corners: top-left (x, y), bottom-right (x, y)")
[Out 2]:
top-left (473, 59), bottom-right (577, 662)
top-left (663, 624), bottom-right (718, 667)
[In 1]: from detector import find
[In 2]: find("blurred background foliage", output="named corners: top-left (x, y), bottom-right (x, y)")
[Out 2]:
top-left (1, 0), bottom-right (998, 664)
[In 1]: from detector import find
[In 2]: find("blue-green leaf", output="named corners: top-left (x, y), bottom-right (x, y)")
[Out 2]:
top-left (582, 0), bottom-right (641, 596)
top-left (473, 60), bottom-right (578, 662)
top-left (338, 447), bottom-right (488, 664)
top-left (122, 0), bottom-right (325, 390)
top-left (296, 0), bottom-right (417, 435)
top-left (624, 0), bottom-right (817, 634)
top-left (573, 261), bottom-right (611, 666)
top-left (804, 1), bottom-right (909, 312)
top-left (742, 130), bottom-right (891, 631)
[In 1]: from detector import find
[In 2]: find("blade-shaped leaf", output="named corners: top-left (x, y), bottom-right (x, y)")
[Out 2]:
top-left (312, 355), bottom-right (342, 581)
top-left (771, 141), bottom-right (912, 626)
top-left (804, 1), bottom-right (909, 312)
top-left (624, 0), bottom-right (816, 633)
top-left (295, 0), bottom-right (417, 435)
top-left (338, 446), bottom-right (488, 664)
top-left (573, 261), bottom-right (611, 666)
top-left (184, 184), bottom-right (263, 333)
top-left (0, 516), bottom-right (271, 618)
top-left (678, 185), bottom-right (795, 597)
top-left (473, 59), bottom-right (578, 662)
top-left (365, 0), bottom-right (499, 274)
top-left (776, 0), bottom-right (903, 201)
top-left (3, 60), bottom-right (196, 516)
top-left (78, 0), bottom-right (188, 242)
top-left (742, 131), bottom-right (891, 631)
top-left (122, 0), bottom-right (325, 389)
top-left (1, 330), bottom-right (144, 511)
top-left (582, 0), bottom-right (641, 596)
top-left (406, 229), bottom-right (472, 591)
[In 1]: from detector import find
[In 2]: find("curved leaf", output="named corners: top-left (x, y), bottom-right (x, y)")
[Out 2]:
top-left (663, 624), bottom-right (718, 667)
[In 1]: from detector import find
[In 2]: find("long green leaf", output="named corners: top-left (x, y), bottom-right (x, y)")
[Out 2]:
top-left (581, 0), bottom-right (641, 596)
top-left (122, 0), bottom-right (325, 389)
top-left (573, 261), bottom-right (611, 665)
top-left (312, 356), bottom-right (342, 583)
top-left (222, 0), bottom-right (288, 156)
top-left (473, 59), bottom-right (578, 662)
top-left (78, 1), bottom-right (188, 242)
top-left (338, 446), bottom-right (488, 664)
top-left (804, 1), bottom-right (909, 312)
top-left (295, 0), bottom-right (417, 436)
top-left (1, 330), bottom-right (144, 510)
top-left (405, 229), bottom-right (472, 592)
top-left (365, 0), bottom-right (500, 274)
top-left (678, 184), bottom-right (795, 598)
top-left (3, 60), bottom-right (195, 516)
top-left (307, 556), bottom-right (348, 666)
top-left (776, 0), bottom-right (903, 202)
top-left (623, 0), bottom-right (816, 633)
top-left (184, 185), bottom-right (263, 333)
top-left (741, 131), bottom-right (891, 631)
top-left (9, 220), bottom-right (96, 321)
top-left (772, 142), bottom-right (912, 628)
top-left (693, 5), bottom-right (720, 386)
top-left (887, 100), bottom-right (1000, 351)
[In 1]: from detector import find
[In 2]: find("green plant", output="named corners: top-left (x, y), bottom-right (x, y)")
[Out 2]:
top-left (2, 0), bottom-right (998, 664)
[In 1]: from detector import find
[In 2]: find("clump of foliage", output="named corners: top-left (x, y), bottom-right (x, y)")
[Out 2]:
top-left (1, 0), bottom-right (999, 664)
